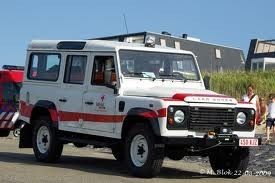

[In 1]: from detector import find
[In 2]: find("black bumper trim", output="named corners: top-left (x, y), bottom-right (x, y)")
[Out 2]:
top-left (162, 135), bottom-right (262, 147)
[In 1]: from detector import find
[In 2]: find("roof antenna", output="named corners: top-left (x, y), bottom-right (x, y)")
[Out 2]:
top-left (123, 14), bottom-right (129, 34)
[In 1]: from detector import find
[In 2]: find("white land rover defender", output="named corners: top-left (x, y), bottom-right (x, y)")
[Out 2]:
top-left (18, 37), bottom-right (261, 178)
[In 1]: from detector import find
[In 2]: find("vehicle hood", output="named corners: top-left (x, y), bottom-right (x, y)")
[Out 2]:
top-left (123, 87), bottom-right (237, 104)
top-left (124, 87), bottom-right (220, 98)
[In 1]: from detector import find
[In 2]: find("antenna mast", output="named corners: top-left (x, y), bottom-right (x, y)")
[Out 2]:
top-left (123, 14), bottom-right (129, 34)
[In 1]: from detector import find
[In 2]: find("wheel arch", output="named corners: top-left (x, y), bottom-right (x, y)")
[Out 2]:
top-left (20, 100), bottom-right (59, 148)
top-left (121, 107), bottom-right (161, 139)
top-left (30, 100), bottom-right (59, 128)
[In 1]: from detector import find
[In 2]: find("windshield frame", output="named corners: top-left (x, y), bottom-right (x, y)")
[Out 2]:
top-left (118, 49), bottom-right (201, 81)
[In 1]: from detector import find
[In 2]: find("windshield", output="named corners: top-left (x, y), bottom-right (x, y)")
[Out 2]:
top-left (119, 50), bottom-right (200, 81)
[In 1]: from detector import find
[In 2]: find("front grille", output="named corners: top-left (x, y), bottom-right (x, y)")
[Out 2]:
top-left (189, 107), bottom-right (235, 131)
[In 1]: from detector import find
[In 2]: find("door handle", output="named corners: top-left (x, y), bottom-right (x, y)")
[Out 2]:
top-left (85, 101), bottom-right (94, 105)
top-left (59, 98), bottom-right (67, 102)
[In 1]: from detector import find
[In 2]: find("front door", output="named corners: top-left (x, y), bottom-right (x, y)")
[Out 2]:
top-left (82, 53), bottom-right (118, 133)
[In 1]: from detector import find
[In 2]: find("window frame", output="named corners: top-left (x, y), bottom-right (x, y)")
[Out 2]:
top-left (27, 52), bottom-right (61, 82)
top-left (91, 55), bottom-right (117, 87)
top-left (118, 49), bottom-right (201, 81)
top-left (63, 55), bottom-right (88, 85)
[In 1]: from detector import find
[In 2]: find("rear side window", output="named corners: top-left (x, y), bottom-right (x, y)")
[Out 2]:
top-left (28, 53), bottom-right (61, 81)
top-left (64, 55), bottom-right (87, 84)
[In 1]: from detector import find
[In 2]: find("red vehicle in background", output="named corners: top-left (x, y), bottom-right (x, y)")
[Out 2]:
top-left (0, 65), bottom-right (23, 137)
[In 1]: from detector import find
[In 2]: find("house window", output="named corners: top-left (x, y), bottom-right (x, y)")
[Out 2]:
top-left (175, 41), bottom-right (180, 50)
top-left (215, 49), bottom-right (221, 59)
top-left (160, 39), bottom-right (166, 47)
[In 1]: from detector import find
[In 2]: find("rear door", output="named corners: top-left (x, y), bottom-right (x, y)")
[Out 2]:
top-left (58, 53), bottom-right (89, 132)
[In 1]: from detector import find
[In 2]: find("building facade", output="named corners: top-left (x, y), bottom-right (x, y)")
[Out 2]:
top-left (246, 39), bottom-right (275, 71)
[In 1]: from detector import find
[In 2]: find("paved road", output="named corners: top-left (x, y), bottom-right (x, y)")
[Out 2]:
top-left (0, 137), bottom-right (274, 183)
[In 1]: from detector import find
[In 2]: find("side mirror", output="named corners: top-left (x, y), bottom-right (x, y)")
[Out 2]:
top-left (105, 82), bottom-right (118, 94)
top-left (111, 82), bottom-right (118, 94)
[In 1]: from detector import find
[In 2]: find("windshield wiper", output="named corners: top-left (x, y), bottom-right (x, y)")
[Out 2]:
top-left (159, 73), bottom-right (187, 82)
top-left (128, 72), bottom-right (156, 80)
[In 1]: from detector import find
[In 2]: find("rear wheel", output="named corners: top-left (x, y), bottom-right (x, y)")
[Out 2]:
top-left (124, 123), bottom-right (164, 178)
top-left (209, 147), bottom-right (250, 178)
top-left (32, 117), bottom-right (63, 162)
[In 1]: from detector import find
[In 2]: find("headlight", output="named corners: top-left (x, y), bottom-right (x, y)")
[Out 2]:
top-left (236, 112), bottom-right (246, 125)
top-left (174, 110), bottom-right (185, 124)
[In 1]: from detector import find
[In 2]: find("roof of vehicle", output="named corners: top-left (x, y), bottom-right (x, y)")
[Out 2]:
top-left (28, 40), bottom-right (194, 55)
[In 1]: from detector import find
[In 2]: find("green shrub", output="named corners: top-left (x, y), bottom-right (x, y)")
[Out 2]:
top-left (203, 71), bottom-right (275, 100)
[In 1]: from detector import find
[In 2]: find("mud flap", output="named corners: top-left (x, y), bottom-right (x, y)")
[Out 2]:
top-left (19, 123), bottom-right (33, 148)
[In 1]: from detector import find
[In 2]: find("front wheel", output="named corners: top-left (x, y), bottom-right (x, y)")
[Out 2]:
top-left (124, 123), bottom-right (164, 178)
top-left (209, 147), bottom-right (250, 178)
top-left (32, 118), bottom-right (63, 162)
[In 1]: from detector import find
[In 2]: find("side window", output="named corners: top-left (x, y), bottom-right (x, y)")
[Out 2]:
top-left (91, 56), bottom-right (116, 85)
top-left (28, 53), bottom-right (61, 81)
top-left (64, 55), bottom-right (87, 84)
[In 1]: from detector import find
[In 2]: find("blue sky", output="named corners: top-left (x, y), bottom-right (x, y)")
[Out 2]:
top-left (0, 0), bottom-right (274, 68)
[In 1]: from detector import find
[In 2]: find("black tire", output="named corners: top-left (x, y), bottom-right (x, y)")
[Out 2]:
top-left (0, 130), bottom-right (10, 137)
top-left (209, 147), bottom-right (250, 178)
top-left (167, 151), bottom-right (184, 161)
top-left (111, 144), bottom-right (124, 161)
top-left (73, 142), bottom-right (87, 148)
top-left (124, 123), bottom-right (164, 178)
top-left (32, 117), bottom-right (63, 163)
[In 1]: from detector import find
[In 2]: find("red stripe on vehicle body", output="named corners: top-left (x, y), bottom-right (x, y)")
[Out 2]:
top-left (139, 108), bottom-right (167, 118)
top-left (59, 111), bottom-right (125, 123)
top-left (20, 101), bottom-right (33, 118)
top-left (20, 101), bottom-right (165, 123)
top-left (157, 108), bottom-right (167, 117)
top-left (161, 98), bottom-right (182, 101)
top-left (20, 101), bottom-right (125, 123)
top-left (49, 109), bottom-right (59, 122)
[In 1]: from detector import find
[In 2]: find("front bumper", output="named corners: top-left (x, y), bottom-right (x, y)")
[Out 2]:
top-left (162, 134), bottom-right (262, 147)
